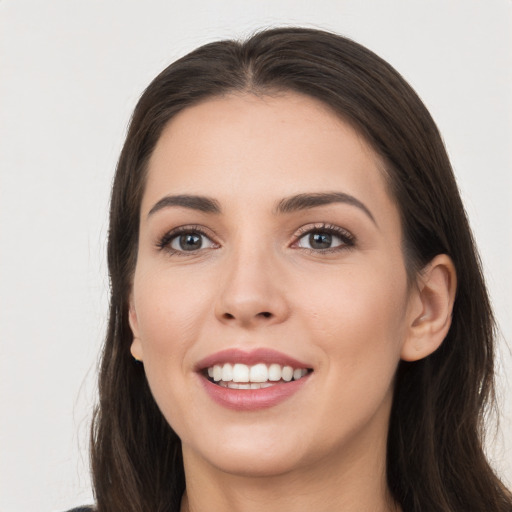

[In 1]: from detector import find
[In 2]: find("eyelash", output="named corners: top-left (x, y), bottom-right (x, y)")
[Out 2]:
top-left (291, 223), bottom-right (355, 254)
top-left (156, 223), bottom-right (355, 256)
top-left (156, 225), bottom-right (218, 256)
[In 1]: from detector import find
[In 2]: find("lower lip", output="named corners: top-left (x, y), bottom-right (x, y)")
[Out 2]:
top-left (199, 375), bottom-right (310, 411)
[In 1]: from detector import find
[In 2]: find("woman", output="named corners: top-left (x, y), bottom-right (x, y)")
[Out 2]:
top-left (81, 28), bottom-right (512, 511)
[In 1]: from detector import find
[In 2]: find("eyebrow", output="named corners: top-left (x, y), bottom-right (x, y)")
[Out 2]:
top-left (148, 194), bottom-right (221, 217)
top-left (147, 191), bottom-right (376, 225)
top-left (274, 192), bottom-right (376, 225)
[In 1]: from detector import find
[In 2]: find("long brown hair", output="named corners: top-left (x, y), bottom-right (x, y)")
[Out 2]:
top-left (91, 27), bottom-right (512, 511)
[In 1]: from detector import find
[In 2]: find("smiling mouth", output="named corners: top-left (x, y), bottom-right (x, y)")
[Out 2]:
top-left (204, 362), bottom-right (313, 389)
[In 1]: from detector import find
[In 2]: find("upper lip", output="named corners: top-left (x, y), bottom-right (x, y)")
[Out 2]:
top-left (195, 348), bottom-right (311, 371)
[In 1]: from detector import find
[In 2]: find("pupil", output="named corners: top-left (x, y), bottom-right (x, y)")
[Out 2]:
top-left (180, 233), bottom-right (202, 250)
top-left (310, 232), bottom-right (332, 249)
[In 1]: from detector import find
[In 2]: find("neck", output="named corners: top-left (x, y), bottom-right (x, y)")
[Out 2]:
top-left (180, 418), bottom-right (400, 512)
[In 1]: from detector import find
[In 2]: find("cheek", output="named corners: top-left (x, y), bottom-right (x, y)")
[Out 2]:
top-left (298, 263), bottom-right (408, 375)
top-left (131, 269), bottom-right (212, 429)
top-left (132, 268), bottom-right (211, 360)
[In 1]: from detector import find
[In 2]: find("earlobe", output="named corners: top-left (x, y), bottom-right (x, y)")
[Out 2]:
top-left (401, 254), bottom-right (457, 362)
top-left (130, 338), bottom-right (144, 362)
top-left (129, 297), bottom-right (144, 362)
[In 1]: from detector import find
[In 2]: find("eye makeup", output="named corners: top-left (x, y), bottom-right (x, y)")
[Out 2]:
top-left (155, 221), bottom-right (356, 258)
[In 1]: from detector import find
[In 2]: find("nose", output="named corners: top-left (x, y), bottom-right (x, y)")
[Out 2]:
top-left (214, 245), bottom-right (290, 329)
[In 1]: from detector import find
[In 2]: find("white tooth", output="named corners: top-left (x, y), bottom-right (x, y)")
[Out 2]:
top-left (219, 381), bottom-right (227, 387)
top-left (250, 363), bottom-right (268, 382)
top-left (213, 365), bottom-right (222, 382)
top-left (293, 368), bottom-right (303, 381)
top-left (250, 383), bottom-right (261, 389)
top-left (260, 382), bottom-right (274, 388)
top-left (301, 369), bottom-right (308, 377)
top-left (227, 382), bottom-right (239, 389)
top-left (222, 363), bottom-right (233, 382)
top-left (268, 363), bottom-right (282, 381)
top-left (232, 363), bottom-right (249, 382)
top-left (282, 366), bottom-right (293, 382)
top-left (208, 367), bottom-right (214, 378)
top-left (238, 383), bottom-right (251, 389)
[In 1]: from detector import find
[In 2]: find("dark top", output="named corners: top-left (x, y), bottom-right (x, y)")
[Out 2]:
top-left (66, 508), bottom-right (94, 512)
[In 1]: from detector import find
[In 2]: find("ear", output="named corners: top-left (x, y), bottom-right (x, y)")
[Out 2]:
top-left (401, 254), bottom-right (457, 362)
top-left (128, 295), bottom-right (144, 362)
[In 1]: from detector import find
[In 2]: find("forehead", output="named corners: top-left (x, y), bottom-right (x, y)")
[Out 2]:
top-left (143, 92), bottom-right (394, 218)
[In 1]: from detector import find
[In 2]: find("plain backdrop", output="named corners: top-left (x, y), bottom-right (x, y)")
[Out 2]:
top-left (0, 1), bottom-right (511, 511)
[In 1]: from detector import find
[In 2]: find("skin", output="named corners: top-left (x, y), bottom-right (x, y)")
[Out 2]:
top-left (129, 92), bottom-right (456, 512)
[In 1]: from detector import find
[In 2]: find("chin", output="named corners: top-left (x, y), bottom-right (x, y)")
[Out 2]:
top-left (182, 426), bottom-right (313, 478)
top-left (204, 447), bottom-right (306, 478)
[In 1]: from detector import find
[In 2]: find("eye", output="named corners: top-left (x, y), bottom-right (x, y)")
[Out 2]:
top-left (157, 226), bottom-right (217, 254)
top-left (297, 231), bottom-right (343, 250)
top-left (294, 224), bottom-right (354, 252)
top-left (171, 232), bottom-right (213, 251)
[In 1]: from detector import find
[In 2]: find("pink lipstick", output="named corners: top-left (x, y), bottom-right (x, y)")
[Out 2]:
top-left (196, 348), bottom-right (313, 411)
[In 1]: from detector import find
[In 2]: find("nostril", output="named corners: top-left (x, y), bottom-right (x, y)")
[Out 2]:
top-left (219, 311), bottom-right (275, 322)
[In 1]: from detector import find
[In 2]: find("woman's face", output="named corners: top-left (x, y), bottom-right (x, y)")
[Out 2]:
top-left (129, 92), bottom-right (418, 478)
